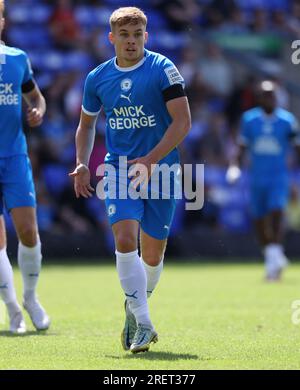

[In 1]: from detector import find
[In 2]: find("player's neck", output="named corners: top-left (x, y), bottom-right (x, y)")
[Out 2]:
top-left (116, 54), bottom-right (144, 69)
top-left (263, 108), bottom-right (275, 116)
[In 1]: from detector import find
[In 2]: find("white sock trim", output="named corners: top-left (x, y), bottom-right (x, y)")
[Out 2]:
top-left (18, 238), bottom-right (42, 299)
top-left (115, 249), bottom-right (139, 261)
top-left (264, 243), bottom-right (283, 257)
top-left (0, 247), bottom-right (18, 305)
top-left (141, 258), bottom-right (164, 273)
top-left (18, 239), bottom-right (41, 256)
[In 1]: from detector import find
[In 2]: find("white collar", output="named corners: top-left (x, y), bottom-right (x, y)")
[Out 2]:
top-left (259, 107), bottom-right (278, 122)
top-left (114, 55), bottom-right (146, 72)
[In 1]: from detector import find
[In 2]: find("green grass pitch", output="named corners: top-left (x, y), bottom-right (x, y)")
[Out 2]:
top-left (1, 261), bottom-right (300, 370)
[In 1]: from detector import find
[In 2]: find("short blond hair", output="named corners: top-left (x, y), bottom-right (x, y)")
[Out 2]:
top-left (0, 0), bottom-right (4, 13)
top-left (109, 7), bottom-right (147, 31)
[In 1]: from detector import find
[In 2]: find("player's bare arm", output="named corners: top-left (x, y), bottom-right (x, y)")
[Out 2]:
top-left (69, 110), bottom-right (97, 198)
top-left (128, 96), bottom-right (191, 188)
top-left (23, 83), bottom-right (46, 127)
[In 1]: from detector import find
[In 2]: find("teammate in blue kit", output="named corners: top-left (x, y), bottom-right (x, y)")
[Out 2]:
top-left (0, 0), bottom-right (50, 333)
top-left (227, 80), bottom-right (300, 281)
top-left (70, 7), bottom-right (191, 352)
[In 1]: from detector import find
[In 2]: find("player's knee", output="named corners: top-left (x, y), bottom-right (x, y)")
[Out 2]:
top-left (142, 252), bottom-right (162, 267)
top-left (18, 224), bottom-right (38, 247)
top-left (0, 235), bottom-right (6, 250)
top-left (115, 233), bottom-right (137, 253)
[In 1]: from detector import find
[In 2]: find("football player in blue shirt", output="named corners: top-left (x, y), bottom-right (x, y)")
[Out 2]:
top-left (70, 7), bottom-right (191, 353)
top-left (0, 0), bottom-right (50, 333)
top-left (227, 80), bottom-right (300, 281)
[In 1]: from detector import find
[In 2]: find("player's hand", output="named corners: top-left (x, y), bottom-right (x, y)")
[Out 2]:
top-left (128, 155), bottom-right (157, 191)
top-left (69, 163), bottom-right (95, 198)
top-left (226, 165), bottom-right (241, 184)
top-left (27, 107), bottom-right (43, 127)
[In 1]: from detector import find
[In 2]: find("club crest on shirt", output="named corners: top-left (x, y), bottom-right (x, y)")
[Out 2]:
top-left (120, 78), bottom-right (132, 92)
top-left (108, 204), bottom-right (116, 217)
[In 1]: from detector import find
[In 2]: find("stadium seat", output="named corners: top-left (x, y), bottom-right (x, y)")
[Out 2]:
top-left (219, 204), bottom-right (251, 233)
top-left (7, 4), bottom-right (53, 24)
top-left (144, 10), bottom-right (168, 29)
top-left (27, 50), bottom-right (93, 72)
top-left (204, 166), bottom-right (227, 187)
top-left (75, 6), bottom-right (112, 29)
top-left (8, 27), bottom-right (52, 50)
top-left (104, 0), bottom-right (148, 7)
top-left (236, 0), bottom-right (289, 11)
top-left (37, 204), bottom-right (55, 232)
top-left (42, 165), bottom-right (70, 197)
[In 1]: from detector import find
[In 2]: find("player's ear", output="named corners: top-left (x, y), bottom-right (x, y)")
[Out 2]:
top-left (144, 31), bottom-right (148, 44)
top-left (108, 31), bottom-right (115, 45)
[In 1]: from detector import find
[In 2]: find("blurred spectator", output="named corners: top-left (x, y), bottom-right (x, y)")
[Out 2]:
top-left (272, 75), bottom-right (290, 109)
top-left (154, 0), bottom-right (202, 31)
top-left (208, 0), bottom-right (238, 20)
top-left (226, 75), bottom-right (258, 126)
top-left (270, 9), bottom-right (289, 36)
top-left (49, 0), bottom-right (84, 50)
top-left (249, 8), bottom-right (270, 33)
top-left (87, 27), bottom-right (113, 66)
top-left (63, 71), bottom-right (85, 122)
top-left (219, 7), bottom-right (249, 34)
top-left (199, 43), bottom-right (234, 97)
top-left (287, 0), bottom-right (300, 37)
top-left (196, 114), bottom-right (228, 167)
top-left (177, 46), bottom-right (199, 88)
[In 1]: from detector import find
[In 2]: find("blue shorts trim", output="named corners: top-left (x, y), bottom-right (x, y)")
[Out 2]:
top-left (105, 197), bottom-right (177, 240)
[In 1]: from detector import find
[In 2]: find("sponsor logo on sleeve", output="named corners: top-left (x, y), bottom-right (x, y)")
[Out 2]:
top-left (164, 66), bottom-right (184, 86)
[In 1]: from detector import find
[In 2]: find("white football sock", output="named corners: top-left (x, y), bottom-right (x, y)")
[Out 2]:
top-left (0, 247), bottom-right (20, 313)
top-left (264, 244), bottom-right (283, 259)
top-left (116, 249), bottom-right (152, 328)
top-left (141, 257), bottom-right (164, 298)
top-left (18, 239), bottom-right (42, 302)
top-left (264, 243), bottom-right (284, 274)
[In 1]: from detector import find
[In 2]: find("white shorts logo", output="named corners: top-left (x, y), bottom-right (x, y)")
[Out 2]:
top-left (164, 66), bottom-right (184, 86)
top-left (108, 204), bottom-right (116, 217)
top-left (121, 78), bottom-right (132, 92)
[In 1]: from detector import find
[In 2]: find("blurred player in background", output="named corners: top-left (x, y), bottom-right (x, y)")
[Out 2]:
top-left (227, 80), bottom-right (300, 281)
top-left (70, 7), bottom-right (191, 353)
top-left (0, 0), bottom-right (50, 333)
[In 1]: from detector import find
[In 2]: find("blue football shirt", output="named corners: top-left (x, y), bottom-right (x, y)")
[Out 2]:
top-left (239, 107), bottom-right (299, 181)
top-left (82, 49), bottom-right (185, 167)
top-left (0, 45), bottom-right (33, 157)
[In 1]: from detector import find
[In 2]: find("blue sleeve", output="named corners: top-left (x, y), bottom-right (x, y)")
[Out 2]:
top-left (287, 114), bottom-right (300, 145)
top-left (22, 52), bottom-right (34, 84)
top-left (159, 57), bottom-right (185, 91)
top-left (82, 72), bottom-right (102, 116)
top-left (238, 114), bottom-right (251, 146)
